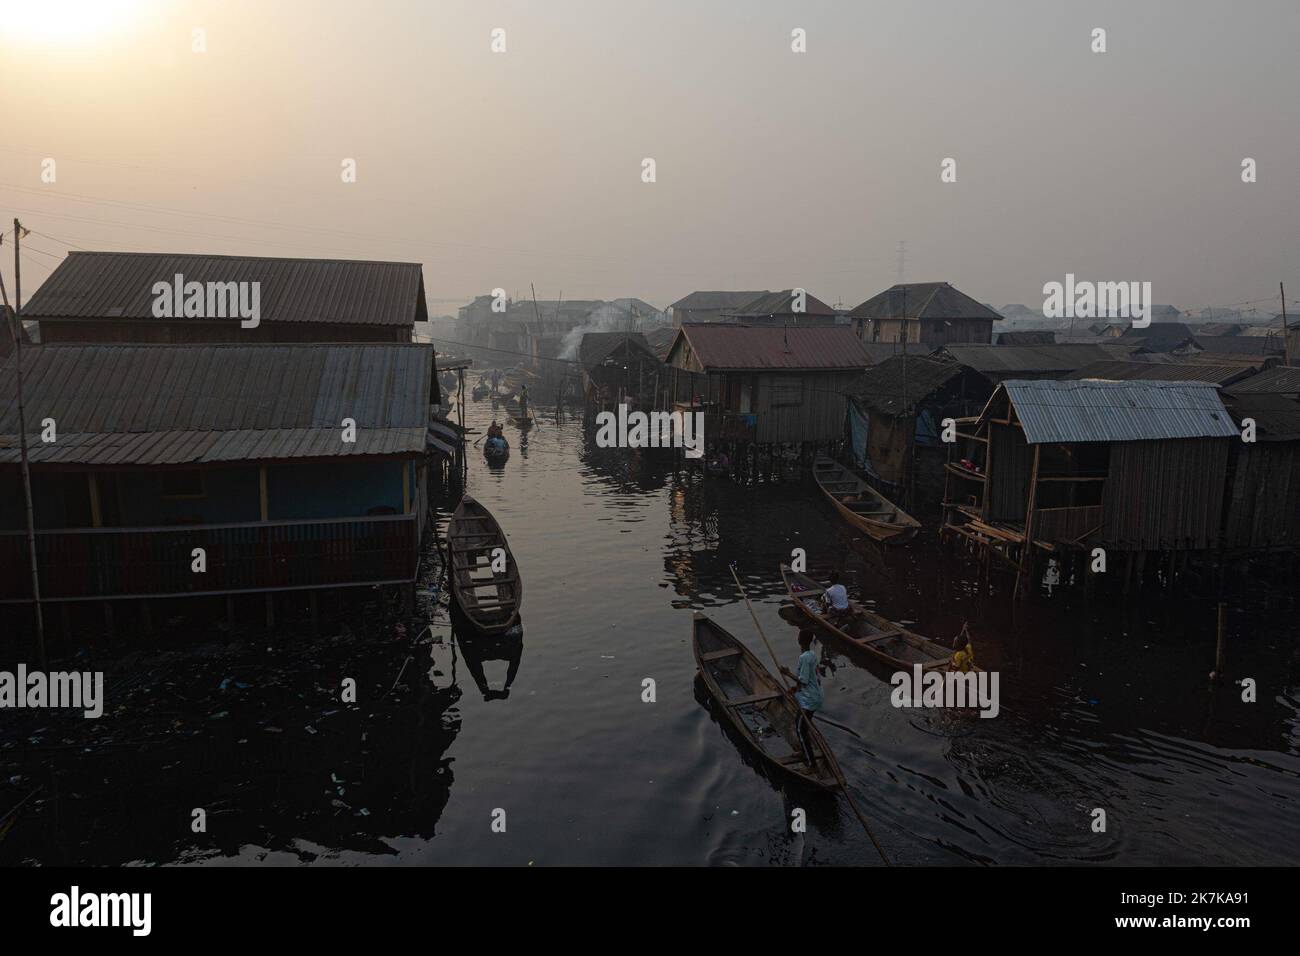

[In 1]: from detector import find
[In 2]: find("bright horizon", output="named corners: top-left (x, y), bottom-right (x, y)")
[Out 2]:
top-left (1, 0), bottom-right (1297, 317)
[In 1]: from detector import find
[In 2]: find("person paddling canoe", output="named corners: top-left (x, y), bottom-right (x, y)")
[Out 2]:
top-left (779, 629), bottom-right (824, 767)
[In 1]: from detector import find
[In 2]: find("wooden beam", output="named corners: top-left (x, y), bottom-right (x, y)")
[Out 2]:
top-left (402, 462), bottom-right (410, 514)
top-left (87, 473), bottom-right (102, 528)
top-left (258, 465), bottom-right (269, 521)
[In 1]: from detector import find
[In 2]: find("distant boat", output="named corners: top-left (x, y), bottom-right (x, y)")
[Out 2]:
top-left (447, 496), bottom-right (523, 635)
top-left (692, 612), bottom-right (843, 791)
top-left (483, 436), bottom-right (510, 464)
top-left (812, 456), bottom-right (919, 544)
top-left (781, 564), bottom-right (962, 672)
top-left (472, 383), bottom-right (491, 401)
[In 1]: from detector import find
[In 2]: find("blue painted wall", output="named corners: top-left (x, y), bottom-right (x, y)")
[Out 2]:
top-left (1, 458), bottom-right (412, 530)
top-left (268, 460), bottom-right (406, 519)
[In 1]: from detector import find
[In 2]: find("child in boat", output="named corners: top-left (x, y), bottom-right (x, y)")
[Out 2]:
top-left (780, 630), bottom-right (824, 767)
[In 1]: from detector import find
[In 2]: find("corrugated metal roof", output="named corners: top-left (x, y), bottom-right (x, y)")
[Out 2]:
top-left (725, 289), bottom-right (837, 318)
top-left (578, 332), bottom-right (655, 370)
top-left (848, 282), bottom-right (1003, 321)
top-left (1231, 366), bottom-right (1300, 394)
top-left (670, 324), bottom-right (872, 371)
top-left (853, 355), bottom-right (965, 414)
top-left (23, 252), bottom-right (426, 326)
top-left (1221, 392), bottom-right (1300, 440)
top-left (1065, 360), bottom-right (1257, 387)
top-left (1190, 335), bottom-right (1282, 356)
top-left (993, 379), bottom-right (1238, 444)
top-left (669, 290), bottom-right (770, 311)
top-left (940, 343), bottom-right (1121, 374)
top-left (0, 344), bottom-right (434, 465)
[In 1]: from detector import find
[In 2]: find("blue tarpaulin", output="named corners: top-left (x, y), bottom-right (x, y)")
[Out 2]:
top-left (847, 402), bottom-right (886, 482)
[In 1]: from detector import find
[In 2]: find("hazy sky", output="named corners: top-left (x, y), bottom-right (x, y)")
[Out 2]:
top-left (1, 0), bottom-right (1296, 318)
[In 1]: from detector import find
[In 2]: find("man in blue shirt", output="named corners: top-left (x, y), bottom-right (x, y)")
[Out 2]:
top-left (781, 629), bottom-right (823, 767)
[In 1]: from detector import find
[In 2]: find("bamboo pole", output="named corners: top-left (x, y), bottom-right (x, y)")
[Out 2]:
top-left (2, 221), bottom-right (45, 667)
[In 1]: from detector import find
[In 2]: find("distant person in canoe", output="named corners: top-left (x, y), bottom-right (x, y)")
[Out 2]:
top-left (780, 629), bottom-right (824, 767)
top-left (821, 571), bottom-right (851, 622)
top-left (490, 368), bottom-right (501, 393)
top-left (519, 383), bottom-right (529, 414)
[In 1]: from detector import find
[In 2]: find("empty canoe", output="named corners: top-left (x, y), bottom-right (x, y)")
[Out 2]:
top-left (812, 456), bottom-right (919, 544)
top-left (447, 496), bottom-right (523, 635)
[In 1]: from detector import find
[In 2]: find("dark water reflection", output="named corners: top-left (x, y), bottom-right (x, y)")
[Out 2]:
top-left (3, 395), bottom-right (1297, 866)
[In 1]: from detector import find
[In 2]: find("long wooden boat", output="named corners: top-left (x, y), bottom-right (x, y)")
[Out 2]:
top-left (692, 612), bottom-right (843, 791)
top-left (447, 496), bottom-right (523, 635)
top-left (812, 456), bottom-right (919, 543)
top-left (781, 565), bottom-right (965, 672)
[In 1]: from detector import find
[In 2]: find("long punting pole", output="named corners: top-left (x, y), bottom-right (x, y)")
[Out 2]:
top-left (727, 564), bottom-right (891, 865)
top-left (4, 220), bottom-right (46, 668)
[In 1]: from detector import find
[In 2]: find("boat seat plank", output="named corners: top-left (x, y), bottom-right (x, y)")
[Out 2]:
top-left (726, 690), bottom-right (783, 707)
top-left (700, 648), bottom-right (743, 662)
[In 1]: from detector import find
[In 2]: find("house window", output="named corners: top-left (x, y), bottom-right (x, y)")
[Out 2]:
top-left (161, 469), bottom-right (205, 499)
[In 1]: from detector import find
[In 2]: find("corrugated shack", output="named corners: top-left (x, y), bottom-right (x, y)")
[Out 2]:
top-left (25, 252), bottom-right (426, 344)
top-left (936, 343), bottom-right (1132, 384)
top-left (1219, 392), bottom-right (1300, 551)
top-left (579, 331), bottom-right (661, 412)
top-left (1, 344), bottom-right (443, 629)
top-left (663, 324), bottom-right (871, 465)
top-left (849, 355), bottom-right (992, 513)
top-left (942, 379), bottom-right (1239, 595)
top-left (849, 282), bottom-right (1001, 347)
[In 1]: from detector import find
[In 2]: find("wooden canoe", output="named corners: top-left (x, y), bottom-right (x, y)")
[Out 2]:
top-left (692, 612), bottom-right (843, 791)
top-left (812, 456), bottom-right (919, 544)
top-left (483, 436), bottom-right (510, 463)
top-left (781, 565), bottom-right (964, 672)
top-left (447, 496), bottom-right (523, 635)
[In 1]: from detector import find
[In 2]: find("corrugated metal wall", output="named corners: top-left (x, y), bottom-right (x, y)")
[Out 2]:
top-left (1101, 438), bottom-right (1229, 550)
top-left (987, 422), bottom-right (1032, 521)
top-left (1223, 443), bottom-right (1300, 549)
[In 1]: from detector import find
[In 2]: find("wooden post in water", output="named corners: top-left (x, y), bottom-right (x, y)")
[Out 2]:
top-left (1214, 601), bottom-right (1227, 678)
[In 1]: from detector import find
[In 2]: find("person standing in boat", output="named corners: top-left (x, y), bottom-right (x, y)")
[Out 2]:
top-left (519, 383), bottom-right (529, 417)
top-left (491, 368), bottom-right (501, 394)
top-left (780, 630), bottom-right (824, 768)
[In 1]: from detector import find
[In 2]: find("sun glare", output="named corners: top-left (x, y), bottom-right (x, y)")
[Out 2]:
top-left (0, 0), bottom-right (145, 47)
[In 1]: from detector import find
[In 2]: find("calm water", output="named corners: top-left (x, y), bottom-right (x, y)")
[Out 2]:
top-left (3, 395), bottom-right (1298, 866)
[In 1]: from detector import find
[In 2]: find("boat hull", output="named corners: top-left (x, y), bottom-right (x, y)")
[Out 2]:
top-left (692, 612), bottom-right (842, 791)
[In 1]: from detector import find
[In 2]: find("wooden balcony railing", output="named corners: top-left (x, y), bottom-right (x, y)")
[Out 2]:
top-left (0, 514), bottom-right (418, 601)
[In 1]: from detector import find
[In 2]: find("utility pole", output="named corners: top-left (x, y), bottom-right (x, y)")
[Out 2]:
top-left (5, 218), bottom-right (46, 667)
top-left (1281, 283), bottom-right (1291, 367)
